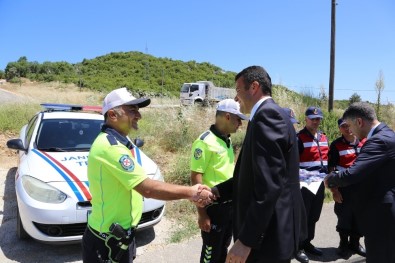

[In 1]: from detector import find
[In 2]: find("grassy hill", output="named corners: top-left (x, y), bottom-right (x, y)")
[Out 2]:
top-left (3, 52), bottom-right (237, 97)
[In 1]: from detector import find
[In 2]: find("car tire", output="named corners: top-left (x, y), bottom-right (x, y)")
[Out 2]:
top-left (17, 208), bottom-right (30, 239)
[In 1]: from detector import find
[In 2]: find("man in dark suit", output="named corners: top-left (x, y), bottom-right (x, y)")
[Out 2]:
top-left (213, 65), bottom-right (307, 263)
top-left (325, 102), bottom-right (395, 263)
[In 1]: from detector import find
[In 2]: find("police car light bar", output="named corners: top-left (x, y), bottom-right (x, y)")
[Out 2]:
top-left (41, 103), bottom-right (102, 113)
top-left (82, 105), bottom-right (102, 112)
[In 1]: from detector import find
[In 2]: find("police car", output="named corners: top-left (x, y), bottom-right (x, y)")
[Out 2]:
top-left (7, 103), bottom-right (165, 243)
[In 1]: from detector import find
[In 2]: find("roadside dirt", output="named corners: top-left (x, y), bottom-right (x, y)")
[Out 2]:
top-left (0, 133), bottom-right (18, 170)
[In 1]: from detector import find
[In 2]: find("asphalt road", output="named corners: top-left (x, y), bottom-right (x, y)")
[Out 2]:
top-left (0, 88), bottom-right (24, 104)
top-left (135, 202), bottom-right (366, 263)
top-left (0, 164), bottom-right (365, 263)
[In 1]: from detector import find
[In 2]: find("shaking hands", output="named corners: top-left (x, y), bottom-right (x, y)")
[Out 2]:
top-left (190, 184), bottom-right (216, 207)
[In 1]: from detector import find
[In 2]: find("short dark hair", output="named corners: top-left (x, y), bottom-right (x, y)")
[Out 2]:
top-left (235, 65), bottom-right (272, 96)
top-left (215, 110), bottom-right (227, 118)
top-left (343, 102), bottom-right (377, 122)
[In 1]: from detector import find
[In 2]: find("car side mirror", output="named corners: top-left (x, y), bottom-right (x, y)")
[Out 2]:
top-left (7, 138), bottom-right (27, 152)
top-left (134, 138), bottom-right (144, 148)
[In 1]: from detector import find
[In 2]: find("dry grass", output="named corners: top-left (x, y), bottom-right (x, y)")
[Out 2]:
top-left (1, 79), bottom-right (104, 105)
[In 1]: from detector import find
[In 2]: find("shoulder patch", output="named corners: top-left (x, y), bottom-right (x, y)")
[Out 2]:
top-left (106, 135), bottom-right (118, 145)
top-left (194, 148), bottom-right (203, 160)
top-left (119, 155), bottom-right (135, 171)
top-left (199, 131), bottom-right (210, 141)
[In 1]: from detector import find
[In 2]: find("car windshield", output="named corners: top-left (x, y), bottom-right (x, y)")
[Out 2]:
top-left (36, 119), bottom-right (103, 151)
top-left (180, 84), bottom-right (190, 93)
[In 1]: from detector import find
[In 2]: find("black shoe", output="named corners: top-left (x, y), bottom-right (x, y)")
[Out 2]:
top-left (337, 241), bottom-right (349, 258)
top-left (349, 243), bottom-right (366, 257)
top-left (304, 243), bottom-right (323, 256)
top-left (295, 250), bottom-right (309, 263)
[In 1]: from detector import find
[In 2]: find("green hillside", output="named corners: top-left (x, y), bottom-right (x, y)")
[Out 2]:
top-left (3, 52), bottom-right (237, 97)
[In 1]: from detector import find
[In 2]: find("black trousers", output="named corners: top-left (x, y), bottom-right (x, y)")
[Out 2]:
top-left (300, 182), bottom-right (325, 245)
top-left (334, 186), bottom-right (362, 237)
top-left (363, 202), bottom-right (395, 263)
top-left (200, 202), bottom-right (232, 263)
top-left (247, 251), bottom-right (291, 263)
top-left (82, 226), bottom-right (136, 263)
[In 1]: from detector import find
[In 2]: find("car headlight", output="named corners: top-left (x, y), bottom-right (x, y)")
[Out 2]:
top-left (21, 175), bottom-right (67, 203)
top-left (150, 167), bottom-right (164, 182)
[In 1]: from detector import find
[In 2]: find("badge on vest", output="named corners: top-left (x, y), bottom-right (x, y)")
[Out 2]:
top-left (119, 155), bottom-right (135, 171)
top-left (194, 148), bottom-right (202, 160)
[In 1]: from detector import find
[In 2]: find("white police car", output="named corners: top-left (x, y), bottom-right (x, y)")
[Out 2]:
top-left (7, 103), bottom-right (165, 243)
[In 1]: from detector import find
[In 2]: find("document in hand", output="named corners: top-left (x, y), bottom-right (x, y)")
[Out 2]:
top-left (299, 169), bottom-right (327, 194)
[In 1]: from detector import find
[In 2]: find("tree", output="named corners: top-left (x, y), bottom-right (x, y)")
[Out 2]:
top-left (349, 92), bottom-right (361, 105)
top-left (375, 70), bottom-right (385, 119)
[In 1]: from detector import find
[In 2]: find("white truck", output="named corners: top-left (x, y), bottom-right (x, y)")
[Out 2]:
top-left (180, 81), bottom-right (236, 106)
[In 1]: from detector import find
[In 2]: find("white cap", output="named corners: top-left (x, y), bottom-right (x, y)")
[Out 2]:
top-left (216, 99), bottom-right (248, 120)
top-left (102, 87), bottom-right (151, 115)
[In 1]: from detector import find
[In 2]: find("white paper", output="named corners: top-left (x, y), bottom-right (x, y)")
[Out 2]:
top-left (299, 169), bottom-right (327, 194)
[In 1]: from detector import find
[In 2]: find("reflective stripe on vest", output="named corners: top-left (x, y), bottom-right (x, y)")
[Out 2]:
top-left (298, 131), bottom-right (329, 169)
top-left (303, 141), bottom-right (329, 148)
top-left (300, 160), bottom-right (328, 167)
top-left (338, 149), bottom-right (356, 156)
top-left (333, 138), bottom-right (364, 169)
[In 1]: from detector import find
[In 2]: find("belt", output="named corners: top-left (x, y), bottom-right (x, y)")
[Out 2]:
top-left (88, 224), bottom-right (110, 240)
top-left (88, 224), bottom-right (136, 241)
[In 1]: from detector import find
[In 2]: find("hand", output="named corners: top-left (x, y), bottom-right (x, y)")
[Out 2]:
top-left (331, 187), bottom-right (343, 203)
top-left (226, 239), bottom-right (251, 263)
top-left (197, 209), bottom-right (211, 232)
top-left (211, 186), bottom-right (220, 199)
top-left (324, 176), bottom-right (329, 188)
top-left (190, 184), bottom-right (214, 207)
top-left (324, 171), bottom-right (338, 188)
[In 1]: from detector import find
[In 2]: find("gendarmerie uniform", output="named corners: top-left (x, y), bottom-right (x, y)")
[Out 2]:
top-left (328, 136), bottom-right (366, 251)
top-left (297, 127), bottom-right (328, 246)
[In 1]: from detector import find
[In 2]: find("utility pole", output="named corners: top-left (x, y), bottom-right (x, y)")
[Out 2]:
top-left (161, 68), bottom-right (164, 99)
top-left (145, 43), bottom-right (150, 88)
top-left (328, 0), bottom-right (336, 111)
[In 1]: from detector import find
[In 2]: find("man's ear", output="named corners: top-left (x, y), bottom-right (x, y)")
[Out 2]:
top-left (356, 117), bottom-right (363, 127)
top-left (250, 81), bottom-right (259, 94)
top-left (107, 109), bottom-right (117, 120)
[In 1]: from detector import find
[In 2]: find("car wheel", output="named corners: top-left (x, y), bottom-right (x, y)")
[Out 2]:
top-left (17, 208), bottom-right (30, 239)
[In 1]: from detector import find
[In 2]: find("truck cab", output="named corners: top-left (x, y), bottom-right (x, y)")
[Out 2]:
top-left (180, 81), bottom-right (235, 106)
top-left (180, 82), bottom-right (206, 106)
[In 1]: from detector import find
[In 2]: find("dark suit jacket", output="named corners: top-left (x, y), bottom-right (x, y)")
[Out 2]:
top-left (327, 123), bottom-right (395, 227)
top-left (216, 98), bottom-right (307, 261)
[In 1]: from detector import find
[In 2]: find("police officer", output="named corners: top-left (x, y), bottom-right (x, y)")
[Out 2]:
top-left (190, 99), bottom-right (247, 263)
top-left (328, 119), bottom-right (366, 258)
top-left (295, 106), bottom-right (328, 263)
top-left (82, 87), bottom-right (213, 263)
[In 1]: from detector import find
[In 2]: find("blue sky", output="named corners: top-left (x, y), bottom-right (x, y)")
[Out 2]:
top-left (1, 0), bottom-right (394, 103)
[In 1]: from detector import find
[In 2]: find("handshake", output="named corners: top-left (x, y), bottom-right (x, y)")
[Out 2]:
top-left (190, 184), bottom-right (218, 207)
